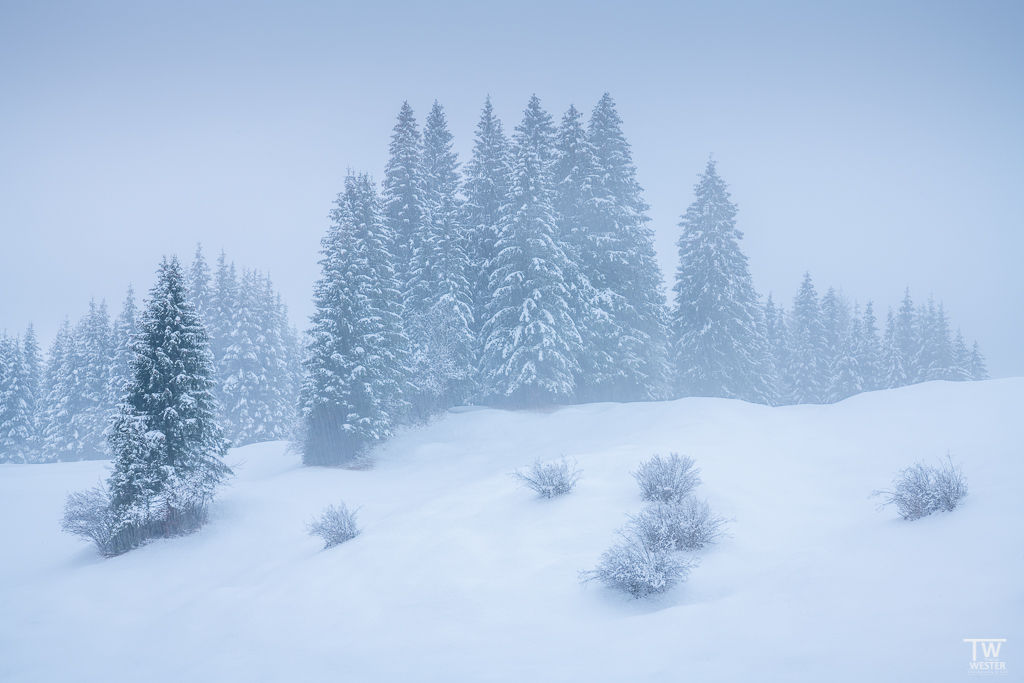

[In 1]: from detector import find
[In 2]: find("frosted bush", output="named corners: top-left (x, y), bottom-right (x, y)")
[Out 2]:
top-left (873, 454), bottom-right (968, 520)
top-left (629, 498), bottom-right (729, 552)
top-left (632, 453), bottom-right (701, 503)
top-left (307, 502), bottom-right (361, 548)
top-left (580, 528), bottom-right (698, 599)
top-left (932, 455), bottom-right (969, 512)
top-left (509, 457), bottom-right (582, 498)
top-left (61, 478), bottom-right (214, 557)
top-left (61, 483), bottom-right (119, 557)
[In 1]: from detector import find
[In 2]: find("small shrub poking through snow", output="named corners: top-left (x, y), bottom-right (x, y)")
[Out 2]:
top-left (629, 498), bottom-right (729, 552)
top-left (632, 452), bottom-right (701, 503)
top-left (509, 457), bottom-right (582, 498)
top-left (873, 453), bottom-right (968, 520)
top-left (61, 483), bottom-right (119, 557)
top-left (580, 527), bottom-right (698, 599)
top-left (932, 455), bottom-right (969, 513)
top-left (584, 454), bottom-right (728, 599)
top-left (307, 502), bottom-right (361, 548)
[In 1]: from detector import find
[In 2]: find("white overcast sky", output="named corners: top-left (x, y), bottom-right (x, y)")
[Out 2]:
top-left (1, 0), bottom-right (1022, 378)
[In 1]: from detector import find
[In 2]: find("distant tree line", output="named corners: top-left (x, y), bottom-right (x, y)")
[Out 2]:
top-left (0, 93), bottom-right (989, 467)
top-left (0, 246), bottom-right (302, 464)
top-left (670, 159), bottom-right (987, 406)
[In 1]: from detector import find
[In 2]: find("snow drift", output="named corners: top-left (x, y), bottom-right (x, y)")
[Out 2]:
top-left (1, 379), bottom-right (1021, 681)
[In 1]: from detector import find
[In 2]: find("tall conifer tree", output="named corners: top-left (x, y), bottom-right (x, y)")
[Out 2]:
top-left (0, 334), bottom-right (36, 463)
top-left (108, 287), bottom-right (138, 410)
top-left (584, 94), bottom-right (670, 401)
top-left (383, 102), bottom-right (429, 294)
top-left (405, 101), bottom-right (476, 411)
top-left (859, 300), bottom-right (882, 391)
top-left (969, 341), bottom-right (988, 380)
top-left (480, 96), bottom-right (580, 406)
top-left (299, 172), bottom-right (409, 464)
top-left (828, 305), bottom-right (863, 402)
top-left (763, 294), bottom-right (789, 401)
top-left (186, 243), bottom-right (213, 321)
top-left (208, 251), bottom-right (237, 369)
top-left (892, 288), bottom-right (918, 386)
top-left (881, 308), bottom-right (906, 390)
top-left (107, 256), bottom-right (231, 552)
top-left (786, 273), bottom-right (829, 404)
top-left (464, 97), bottom-right (511, 343)
top-left (671, 158), bottom-right (772, 404)
top-left (40, 319), bottom-right (76, 461)
top-left (553, 104), bottom-right (606, 400)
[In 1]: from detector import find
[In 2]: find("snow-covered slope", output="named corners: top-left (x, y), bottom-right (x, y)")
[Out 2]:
top-left (1, 380), bottom-right (1021, 682)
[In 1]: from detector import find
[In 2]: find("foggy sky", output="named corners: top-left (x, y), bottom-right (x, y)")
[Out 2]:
top-left (1, 0), bottom-right (1021, 378)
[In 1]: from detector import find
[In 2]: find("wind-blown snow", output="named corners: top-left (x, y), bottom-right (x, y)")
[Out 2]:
top-left (1, 379), bottom-right (1021, 681)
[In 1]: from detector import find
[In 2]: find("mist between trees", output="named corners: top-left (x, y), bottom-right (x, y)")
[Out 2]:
top-left (0, 93), bottom-right (987, 466)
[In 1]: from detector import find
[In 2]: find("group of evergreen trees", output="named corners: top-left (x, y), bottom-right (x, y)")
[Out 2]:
top-left (300, 94), bottom-right (671, 463)
top-left (299, 94), bottom-right (989, 464)
top-left (0, 247), bottom-right (300, 464)
top-left (0, 326), bottom-right (41, 463)
top-left (1, 93), bottom-right (992, 470)
top-left (183, 245), bottom-right (303, 447)
top-left (0, 300), bottom-right (130, 463)
top-left (766, 278), bottom-right (988, 405)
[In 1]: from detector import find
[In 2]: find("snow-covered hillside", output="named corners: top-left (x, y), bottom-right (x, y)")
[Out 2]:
top-left (1, 380), bottom-right (1021, 682)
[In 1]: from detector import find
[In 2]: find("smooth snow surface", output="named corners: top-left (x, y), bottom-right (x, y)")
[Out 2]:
top-left (2, 380), bottom-right (1021, 682)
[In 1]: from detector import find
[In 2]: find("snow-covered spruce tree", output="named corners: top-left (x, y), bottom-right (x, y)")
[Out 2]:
top-left (107, 287), bottom-right (138, 413)
top-left (949, 329), bottom-right (971, 381)
top-left (403, 101), bottom-right (477, 413)
top-left (582, 94), bottom-right (671, 402)
top-left (0, 333), bottom-right (37, 463)
top-left (22, 324), bottom-right (42, 434)
top-left (820, 286), bottom-right (851, 393)
top-left (186, 243), bottom-right (213, 322)
top-left (763, 294), bottom-right (789, 401)
top-left (827, 305), bottom-right (864, 403)
top-left (69, 299), bottom-right (114, 459)
top-left (670, 158), bottom-right (772, 404)
top-left (106, 256), bottom-right (231, 553)
top-left (207, 250), bottom-right (238, 374)
top-left (969, 341), bottom-right (988, 381)
top-left (785, 273), bottom-right (829, 404)
top-left (219, 268), bottom-right (268, 446)
top-left (479, 95), bottom-right (581, 407)
top-left (859, 300), bottom-right (882, 391)
top-left (881, 308), bottom-right (906, 390)
top-left (0, 325), bottom-right (43, 462)
top-left (917, 298), bottom-right (957, 382)
top-left (552, 104), bottom-right (606, 402)
top-left (40, 302), bottom-right (114, 461)
top-left (277, 298), bottom-right (305, 414)
top-left (39, 319), bottom-right (75, 462)
top-left (219, 270), bottom-right (295, 446)
top-left (464, 96), bottom-right (511, 346)
top-left (299, 171), bottom-right (409, 465)
top-left (891, 288), bottom-right (918, 387)
top-left (383, 101), bottom-right (430, 290)
top-left (258, 276), bottom-right (299, 438)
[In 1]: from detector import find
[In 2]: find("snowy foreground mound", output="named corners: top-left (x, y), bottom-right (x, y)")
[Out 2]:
top-left (2, 380), bottom-right (1022, 682)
